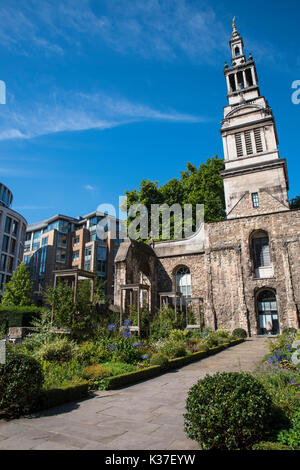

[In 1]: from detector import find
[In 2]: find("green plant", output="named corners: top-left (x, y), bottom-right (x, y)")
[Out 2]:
top-left (255, 367), bottom-right (299, 419)
top-left (184, 372), bottom-right (273, 450)
top-left (150, 352), bottom-right (169, 369)
top-left (252, 441), bottom-right (290, 450)
top-left (37, 382), bottom-right (89, 410)
top-left (169, 329), bottom-right (187, 342)
top-left (277, 410), bottom-right (300, 449)
top-left (38, 337), bottom-right (78, 362)
top-left (44, 281), bottom-right (75, 328)
top-left (282, 328), bottom-right (297, 336)
top-left (1, 262), bottom-right (33, 307)
top-left (202, 331), bottom-right (220, 348)
top-left (159, 339), bottom-right (187, 359)
top-left (186, 338), bottom-right (208, 353)
top-left (232, 328), bottom-right (247, 339)
top-left (41, 358), bottom-right (86, 389)
top-left (0, 353), bottom-right (44, 416)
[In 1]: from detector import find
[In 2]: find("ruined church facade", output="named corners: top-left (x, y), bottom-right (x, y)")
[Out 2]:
top-left (114, 23), bottom-right (300, 336)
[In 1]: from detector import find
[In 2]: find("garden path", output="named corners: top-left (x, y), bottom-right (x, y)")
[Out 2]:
top-left (0, 337), bottom-right (269, 450)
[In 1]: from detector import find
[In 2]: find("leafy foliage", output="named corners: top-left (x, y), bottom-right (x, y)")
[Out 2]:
top-left (184, 372), bottom-right (273, 450)
top-left (44, 281), bottom-right (75, 327)
top-left (232, 328), bottom-right (248, 339)
top-left (122, 156), bottom-right (225, 240)
top-left (1, 262), bottom-right (33, 307)
top-left (0, 352), bottom-right (44, 416)
top-left (277, 410), bottom-right (300, 449)
top-left (290, 196), bottom-right (300, 210)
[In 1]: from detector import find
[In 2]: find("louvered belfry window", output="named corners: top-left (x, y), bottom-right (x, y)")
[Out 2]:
top-left (235, 133), bottom-right (243, 157)
top-left (254, 128), bottom-right (263, 153)
top-left (245, 130), bottom-right (253, 155)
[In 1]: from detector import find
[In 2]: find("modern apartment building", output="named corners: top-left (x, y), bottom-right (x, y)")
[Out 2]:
top-left (0, 182), bottom-right (27, 293)
top-left (24, 211), bottom-right (124, 303)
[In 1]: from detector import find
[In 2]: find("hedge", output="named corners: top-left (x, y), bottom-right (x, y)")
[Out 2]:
top-left (0, 305), bottom-right (43, 331)
top-left (104, 366), bottom-right (161, 390)
top-left (36, 382), bottom-right (89, 411)
top-left (104, 339), bottom-right (245, 390)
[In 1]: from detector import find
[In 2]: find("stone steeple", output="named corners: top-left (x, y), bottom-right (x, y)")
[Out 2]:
top-left (220, 20), bottom-right (290, 219)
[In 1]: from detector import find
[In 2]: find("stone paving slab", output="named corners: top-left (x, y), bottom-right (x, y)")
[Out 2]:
top-left (0, 338), bottom-right (268, 450)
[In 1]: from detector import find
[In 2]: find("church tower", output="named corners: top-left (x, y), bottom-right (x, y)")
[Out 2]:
top-left (220, 19), bottom-right (290, 219)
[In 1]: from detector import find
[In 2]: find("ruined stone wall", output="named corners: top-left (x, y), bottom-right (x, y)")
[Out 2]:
top-left (114, 209), bottom-right (300, 334)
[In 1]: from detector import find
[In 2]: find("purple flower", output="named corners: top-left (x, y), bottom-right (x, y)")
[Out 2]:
top-left (124, 318), bottom-right (133, 327)
top-left (108, 344), bottom-right (116, 351)
top-left (123, 330), bottom-right (132, 339)
top-left (108, 323), bottom-right (116, 331)
top-left (141, 353), bottom-right (150, 360)
top-left (132, 342), bottom-right (142, 348)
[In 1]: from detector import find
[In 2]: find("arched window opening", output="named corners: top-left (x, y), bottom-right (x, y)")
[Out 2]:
top-left (235, 46), bottom-right (240, 56)
top-left (257, 290), bottom-right (279, 335)
top-left (176, 266), bottom-right (191, 303)
top-left (251, 230), bottom-right (273, 278)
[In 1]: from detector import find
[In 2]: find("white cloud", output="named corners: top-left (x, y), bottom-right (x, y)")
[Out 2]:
top-left (0, 0), bottom-right (227, 61)
top-left (0, 89), bottom-right (207, 141)
top-left (84, 184), bottom-right (96, 191)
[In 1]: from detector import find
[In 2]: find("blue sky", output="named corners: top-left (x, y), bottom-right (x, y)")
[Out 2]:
top-left (0, 0), bottom-right (299, 224)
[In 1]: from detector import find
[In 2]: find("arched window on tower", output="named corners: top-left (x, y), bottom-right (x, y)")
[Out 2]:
top-left (251, 230), bottom-right (274, 278)
top-left (176, 266), bottom-right (191, 303)
top-left (235, 46), bottom-right (240, 56)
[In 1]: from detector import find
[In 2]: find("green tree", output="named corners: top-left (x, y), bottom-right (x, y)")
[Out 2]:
top-left (290, 196), bottom-right (300, 210)
top-left (44, 281), bottom-right (75, 327)
top-left (1, 262), bottom-right (33, 306)
top-left (122, 156), bottom-right (225, 240)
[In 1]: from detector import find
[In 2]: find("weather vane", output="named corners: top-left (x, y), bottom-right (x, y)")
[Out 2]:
top-left (232, 16), bottom-right (237, 31)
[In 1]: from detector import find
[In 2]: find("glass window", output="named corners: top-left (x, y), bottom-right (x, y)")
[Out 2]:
top-left (32, 242), bottom-right (40, 251)
top-left (252, 235), bottom-right (271, 268)
top-left (74, 236), bottom-right (80, 246)
top-left (42, 236), bottom-right (48, 246)
top-left (12, 220), bottom-right (19, 236)
top-left (72, 250), bottom-right (79, 261)
top-left (9, 238), bottom-right (16, 255)
top-left (257, 290), bottom-right (279, 335)
top-left (24, 255), bottom-right (31, 266)
top-left (252, 192), bottom-right (259, 208)
top-left (85, 246), bottom-right (92, 257)
top-left (33, 230), bottom-right (42, 241)
top-left (97, 246), bottom-right (107, 260)
top-left (0, 254), bottom-right (6, 271)
top-left (7, 257), bottom-right (13, 273)
top-left (4, 216), bottom-right (12, 234)
top-left (39, 246), bottom-right (47, 275)
top-left (84, 262), bottom-right (91, 271)
top-left (176, 266), bottom-right (192, 299)
top-left (2, 235), bottom-right (9, 252)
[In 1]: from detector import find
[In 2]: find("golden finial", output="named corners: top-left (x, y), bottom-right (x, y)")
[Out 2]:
top-left (232, 16), bottom-right (237, 31)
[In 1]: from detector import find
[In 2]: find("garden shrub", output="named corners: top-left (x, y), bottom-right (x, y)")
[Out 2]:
top-left (159, 340), bottom-right (187, 359)
top-left (0, 353), bottom-right (44, 416)
top-left (169, 329), bottom-right (187, 342)
top-left (202, 331), bottom-right (220, 348)
top-left (83, 364), bottom-right (108, 382)
top-left (277, 409), bottom-right (300, 449)
top-left (255, 366), bottom-right (299, 419)
top-left (184, 372), bottom-right (273, 450)
top-left (252, 441), bottom-right (290, 450)
top-left (41, 359), bottom-right (86, 389)
top-left (282, 328), bottom-right (297, 336)
top-left (149, 352), bottom-right (169, 369)
top-left (186, 338), bottom-right (208, 353)
top-left (38, 381), bottom-right (89, 410)
top-left (232, 328), bottom-right (247, 339)
top-left (38, 337), bottom-right (78, 362)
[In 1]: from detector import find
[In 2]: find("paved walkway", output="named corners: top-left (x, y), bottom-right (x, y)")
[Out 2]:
top-left (0, 338), bottom-right (268, 450)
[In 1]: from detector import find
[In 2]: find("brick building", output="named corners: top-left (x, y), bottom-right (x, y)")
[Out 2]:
top-left (114, 22), bottom-right (300, 336)
top-left (24, 211), bottom-right (124, 303)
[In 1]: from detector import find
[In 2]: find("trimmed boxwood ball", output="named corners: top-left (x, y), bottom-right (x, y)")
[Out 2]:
top-left (0, 353), bottom-right (44, 417)
top-left (232, 328), bottom-right (247, 339)
top-left (184, 372), bottom-right (272, 450)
